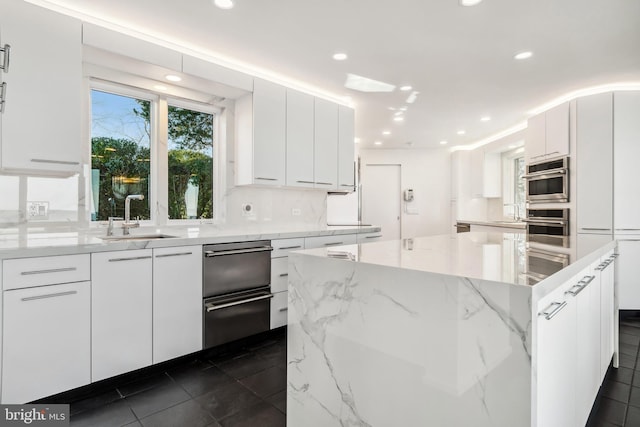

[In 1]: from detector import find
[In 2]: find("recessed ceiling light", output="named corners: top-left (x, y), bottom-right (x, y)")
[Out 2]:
top-left (480, 116), bottom-right (491, 122)
top-left (382, 131), bottom-right (391, 135)
top-left (154, 85), bottom-right (168, 91)
top-left (399, 106), bottom-right (408, 111)
top-left (514, 51), bottom-right (533, 60)
top-left (374, 141), bottom-right (383, 146)
top-left (393, 116), bottom-right (405, 122)
top-left (460, 0), bottom-right (482, 5)
top-left (394, 111), bottom-right (404, 117)
top-left (213, 0), bottom-right (234, 9)
top-left (165, 74), bottom-right (182, 82)
top-left (354, 137), bottom-right (360, 144)
top-left (399, 85), bottom-right (412, 91)
top-left (332, 52), bottom-right (348, 61)
top-left (440, 140), bottom-right (448, 145)
top-left (508, 145), bottom-right (517, 149)
top-left (406, 91), bottom-right (419, 104)
top-left (457, 130), bottom-right (466, 135)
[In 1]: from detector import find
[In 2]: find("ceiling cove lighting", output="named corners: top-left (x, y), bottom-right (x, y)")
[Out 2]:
top-left (332, 52), bottom-right (348, 61)
top-left (460, 0), bottom-right (483, 6)
top-left (528, 82), bottom-right (640, 115)
top-left (165, 74), bottom-right (182, 82)
top-left (213, 0), bottom-right (234, 10)
top-left (514, 51), bottom-right (533, 60)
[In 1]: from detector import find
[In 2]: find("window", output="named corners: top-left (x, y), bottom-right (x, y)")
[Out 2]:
top-left (90, 89), bottom-right (152, 221)
top-left (502, 147), bottom-right (525, 219)
top-left (167, 103), bottom-right (214, 220)
top-left (90, 83), bottom-right (218, 224)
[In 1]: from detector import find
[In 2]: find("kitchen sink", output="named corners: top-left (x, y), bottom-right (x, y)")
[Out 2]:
top-left (100, 233), bottom-right (178, 242)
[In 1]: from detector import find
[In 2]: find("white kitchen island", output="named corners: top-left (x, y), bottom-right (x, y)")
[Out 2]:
top-left (287, 232), bottom-right (617, 427)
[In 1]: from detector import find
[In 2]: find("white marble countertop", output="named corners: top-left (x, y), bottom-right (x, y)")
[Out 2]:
top-left (0, 223), bottom-right (380, 260)
top-left (297, 231), bottom-right (616, 291)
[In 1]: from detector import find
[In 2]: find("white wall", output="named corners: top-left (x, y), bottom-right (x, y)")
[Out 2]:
top-left (357, 147), bottom-right (452, 238)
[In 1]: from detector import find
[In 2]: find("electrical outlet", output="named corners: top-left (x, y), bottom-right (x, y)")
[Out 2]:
top-left (291, 208), bottom-right (301, 216)
top-left (27, 201), bottom-right (49, 220)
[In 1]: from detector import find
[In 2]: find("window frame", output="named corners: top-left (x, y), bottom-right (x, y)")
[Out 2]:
top-left (501, 146), bottom-right (525, 219)
top-left (88, 80), bottom-right (222, 227)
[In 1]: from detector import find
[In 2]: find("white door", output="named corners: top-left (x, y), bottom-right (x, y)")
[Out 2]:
top-left (361, 164), bottom-right (401, 240)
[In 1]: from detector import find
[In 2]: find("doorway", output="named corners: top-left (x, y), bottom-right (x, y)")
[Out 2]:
top-left (361, 164), bottom-right (401, 240)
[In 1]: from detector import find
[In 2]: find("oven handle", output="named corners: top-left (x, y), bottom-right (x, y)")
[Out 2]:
top-left (522, 169), bottom-right (567, 180)
top-left (523, 219), bottom-right (568, 225)
top-left (204, 246), bottom-right (274, 257)
top-left (205, 293), bottom-right (273, 312)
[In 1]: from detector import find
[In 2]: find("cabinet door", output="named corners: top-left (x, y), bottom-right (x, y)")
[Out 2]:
top-left (616, 240), bottom-right (640, 310)
top-left (304, 233), bottom-right (357, 249)
top-left (91, 250), bottom-right (153, 381)
top-left (337, 106), bottom-right (355, 190)
top-left (614, 91), bottom-right (640, 234)
top-left (270, 290), bottom-right (288, 329)
top-left (576, 93), bottom-right (613, 233)
top-left (470, 149), bottom-right (484, 198)
top-left (314, 98), bottom-right (338, 189)
top-left (1, 0), bottom-right (82, 174)
top-left (598, 251), bottom-right (616, 379)
top-left (525, 112), bottom-right (546, 163)
top-left (253, 78), bottom-right (286, 185)
top-left (153, 246), bottom-right (203, 364)
top-left (545, 102), bottom-right (570, 159)
top-left (2, 281), bottom-right (90, 403)
top-left (571, 267), bottom-right (601, 427)
top-left (536, 292), bottom-right (576, 427)
top-left (285, 89), bottom-right (314, 187)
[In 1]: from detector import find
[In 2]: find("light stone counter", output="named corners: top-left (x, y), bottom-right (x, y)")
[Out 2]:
top-left (287, 232), bottom-right (616, 427)
top-left (0, 224), bottom-right (380, 260)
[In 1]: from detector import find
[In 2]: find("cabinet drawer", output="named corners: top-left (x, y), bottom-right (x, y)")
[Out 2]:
top-left (271, 257), bottom-right (289, 293)
top-left (271, 238), bottom-right (305, 258)
top-left (3, 254), bottom-right (90, 290)
top-left (270, 290), bottom-right (288, 329)
top-left (304, 234), bottom-right (357, 249)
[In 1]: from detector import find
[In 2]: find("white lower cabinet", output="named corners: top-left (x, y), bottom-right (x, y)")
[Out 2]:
top-left (91, 250), bottom-right (153, 382)
top-left (270, 290), bottom-right (289, 330)
top-left (2, 281), bottom-right (91, 403)
top-left (304, 233), bottom-right (357, 249)
top-left (270, 238), bottom-right (305, 329)
top-left (616, 239), bottom-right (640, 310)
top-left (536, 278), bottom-right (577, 427)
top-left (599, 250), bottom-right (616, 378)
top-left (357, 230), bottom-right (383, 243)
top-left (152, 246), bottom-right (203, 364)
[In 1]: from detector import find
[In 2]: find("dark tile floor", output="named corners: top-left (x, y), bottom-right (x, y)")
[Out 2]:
top-left (37, 315), bottom-right (640, 427)
top-left (39, 327), bottom-right (287, 427)
top-left (587, 313), bottom-right (640, 427)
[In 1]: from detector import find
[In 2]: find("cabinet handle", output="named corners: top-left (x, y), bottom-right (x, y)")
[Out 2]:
top-left (155, 252), bottom-right (193, 258)
top-left (364, 235), bottom-right (381, 239)
top-left (546, 151), bottom-right (560, 156)
top-left (323, 242), bottom-right (343, 246)
top-left (0, 44), bottom-right (10, 71)
top-left (21, 290), bottom-right (77, 302)
top-left (0, 82), bottom-right (6, 114)
top-left (206, 293), bottom-right (273, 311)
top-left (340, 184), bottom-right (354, 187)
top-left (205, 246), bottom-right (273, 257)
top-left (20, 267), bottom-right (77, 276)
top-left (580, 228), bottom-right (611, 231)
top-left (540, 301), bottom-right (568, 320)
top-left (278, 245), bottom-right (302, 250)
top-left (565, 284), bottom-right (585, 296)
top-left (108, 255), bottom-right (152, 262)
top-left (256, 177), bottom-right (278, 181)
top-left (615, 229), bottom-right (640, 231)
top-left (31, 158), bottom-right (80, 166)
top-left (315, 182), bottom-right (333, 186)
top-left (296, 180), bottom-right (314, 184)
top-left (279, 307), bottom-right (288, 312)
top-left (610, 254), bottom-right (619, 259)
top-left (279, 273), bottom-right (289, 277)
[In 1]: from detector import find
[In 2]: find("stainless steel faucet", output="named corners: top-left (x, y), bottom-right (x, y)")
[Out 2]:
top-left (107, 216), bottom-right (123, 236)
top-left (123, 194), bottom-right (144, 235)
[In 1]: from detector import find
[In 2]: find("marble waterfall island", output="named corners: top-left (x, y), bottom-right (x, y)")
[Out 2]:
top-left (286, 232), bottom-right (616, 427)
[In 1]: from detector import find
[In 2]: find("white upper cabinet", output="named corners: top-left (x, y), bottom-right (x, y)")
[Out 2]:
top-left (314, 98), bottom-right (339, 189)
top-left (525, 102), bottom-right (570, 164)
top-left (235, 78), bottom-right (287, 186)
top-left (469, 149), bottom-right (500, 199)
top-left (337, 106), bottom-right (355, 190)
top-left (614, 91), bottom-right (640, 234)
top-left (286, 90), bottom-right (315, 187)
top-left (576, 93), bottom-right (613, 234)
top-left (0, 0), bottom-right (82, 174)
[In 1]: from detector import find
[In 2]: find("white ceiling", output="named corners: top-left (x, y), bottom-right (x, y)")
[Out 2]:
top-left (33, 0), bottom-right (640, 149)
